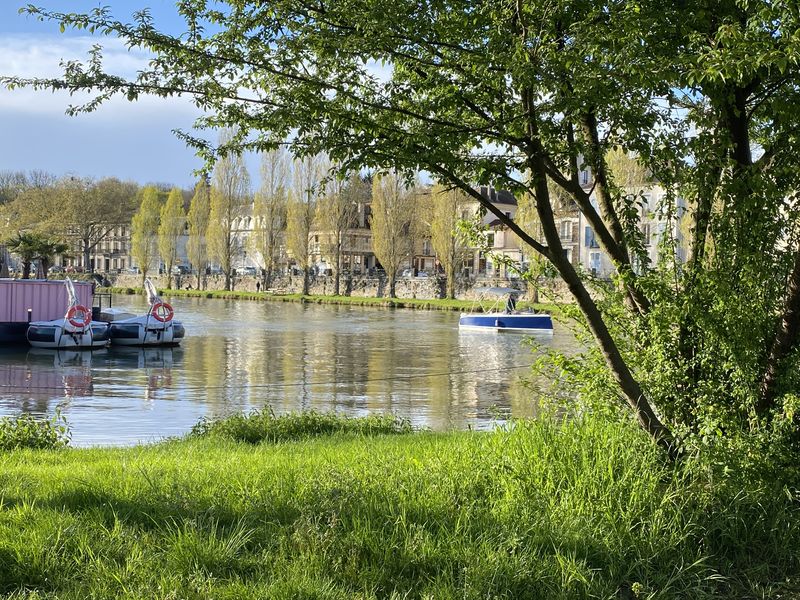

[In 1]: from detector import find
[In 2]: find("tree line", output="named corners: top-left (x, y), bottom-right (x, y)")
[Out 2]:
top-left (0, 149), bottom-right (482, 298)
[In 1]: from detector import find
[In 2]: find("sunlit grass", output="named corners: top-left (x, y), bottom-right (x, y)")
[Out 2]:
top-left (0, 413), bottom-right (798, 598)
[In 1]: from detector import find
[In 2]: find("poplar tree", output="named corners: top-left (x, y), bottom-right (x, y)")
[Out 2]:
top-left (130, 186), bottom-right (161, 286)
top-left (286, 155), bottom-right (323, 295)
top-left (251, 148), bottom-right (289, 289)
top-left (157, 187), bottom-right (185, 289)
top-left (317, 171), bottom-right (360, 296)
top-left (186, 179), bottom-right (211, 290)
top-left (208, 129), bottom-right (250, 291)
top-left (370, 172), bottom-right (416, 298)
top-left (430, 184), bottom-right (471, 299)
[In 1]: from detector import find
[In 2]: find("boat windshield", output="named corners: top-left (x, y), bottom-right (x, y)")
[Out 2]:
top-left (469, 287), bottom-right (522, 314)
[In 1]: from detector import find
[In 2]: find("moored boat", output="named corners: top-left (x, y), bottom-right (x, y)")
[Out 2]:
top-left (26, 278), bottom-right (110, 349)
top-left (102, 279), bottom-right (184, 346)
top-left (458, 287), bottom-right (553, 333)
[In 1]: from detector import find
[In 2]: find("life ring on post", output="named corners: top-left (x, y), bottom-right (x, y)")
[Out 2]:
top-left (151, 301), bottom-right (174, 323)
top-left (67, 305), bottom-right (92, 329)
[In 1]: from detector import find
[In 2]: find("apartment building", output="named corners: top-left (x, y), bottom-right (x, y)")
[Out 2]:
top-left (578, 184), bottom-right (686, 278)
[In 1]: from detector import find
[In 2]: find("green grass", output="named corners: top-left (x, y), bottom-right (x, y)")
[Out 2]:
top-left (99, 286), bottom-right (557, 313)
top-left (0, 412), bottom-right (798, 598)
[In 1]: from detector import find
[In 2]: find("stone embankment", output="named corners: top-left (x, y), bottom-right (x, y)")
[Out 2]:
top-left (110, 272), bottom-right (573, 302)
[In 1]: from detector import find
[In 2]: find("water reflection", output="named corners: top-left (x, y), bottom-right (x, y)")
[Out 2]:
top-left (0, 295), bottom-right (577, 445)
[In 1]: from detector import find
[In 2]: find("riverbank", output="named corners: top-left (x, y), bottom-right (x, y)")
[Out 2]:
top-left (100, 285), bottom-right (560, 313)
top-left (1, 412), bottom-right (798, 598)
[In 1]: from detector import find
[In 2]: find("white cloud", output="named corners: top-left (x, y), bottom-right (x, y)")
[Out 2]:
top-left (0, 34), bottom-right (148, 78)
top-left (0, 33), bottom-right (201, 121)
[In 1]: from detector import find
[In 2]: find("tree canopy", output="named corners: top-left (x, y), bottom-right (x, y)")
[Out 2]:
top-left (8, 1), bottom-right (800, 460)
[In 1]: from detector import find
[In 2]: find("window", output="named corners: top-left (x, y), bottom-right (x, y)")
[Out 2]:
top-left (486, 233), bottom-right (495, 247)
top-left (559, 220), bottom-right (573, 242)
top-left (584, 226), bottom-right (599, 249)
top-left (590, 252), bottom-right (601, 275)
top-left (581, 170), bottom-right (589, 185)
top-left (505, 211), bottom-right (511, 219)
top-left (640, 223), bottom-right (651, 246)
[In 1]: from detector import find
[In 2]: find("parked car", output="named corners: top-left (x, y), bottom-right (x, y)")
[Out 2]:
top-left (48, 265), bottom-right (65, 274)
top-left (236, 266), bottom-right (258, 276)
top-left (401, 268), bottom-right (414, 277)
top-left (172, 265), bottom-right (191, 275)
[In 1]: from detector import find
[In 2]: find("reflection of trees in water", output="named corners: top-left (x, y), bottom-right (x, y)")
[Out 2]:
top-left (365, 325), bottom-right (397, 413)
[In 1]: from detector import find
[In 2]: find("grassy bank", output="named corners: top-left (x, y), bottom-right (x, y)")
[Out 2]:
top-left (1, 412), bottom-right (798, 598)
top-left (99, 286), bottom-right (558, 313)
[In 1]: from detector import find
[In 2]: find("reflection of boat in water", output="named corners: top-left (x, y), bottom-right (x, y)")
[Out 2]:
top-left (100, 280), bottom-right (185, 347)
top-left (109, 345), bottom-right (177, 368)
top-left (27, 346), bottom-right (107, 366)
top-left (108, 346), bottom-right (177, 394)
top-left (27, 278), bottom-right (110, 349)
top-left (0, 347), bottom-right (99, 404)
top-left (459, 287), bottom-right (553, 333)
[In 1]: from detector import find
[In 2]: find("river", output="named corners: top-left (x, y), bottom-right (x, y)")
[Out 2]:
top-left (0, 295), bottom-right (578, 445)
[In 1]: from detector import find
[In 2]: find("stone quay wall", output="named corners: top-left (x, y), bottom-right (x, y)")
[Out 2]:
top-left (110, 272), bottom-right (574, 303)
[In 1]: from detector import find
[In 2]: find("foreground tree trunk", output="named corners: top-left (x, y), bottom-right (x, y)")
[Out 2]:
top-left (523, 96), bottom-right (676, 458)
top-left (758, 246), bottom-right (800, 416)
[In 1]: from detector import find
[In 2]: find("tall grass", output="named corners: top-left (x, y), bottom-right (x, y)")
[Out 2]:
top-left (0, 412), bottom-right (70, 450)
top-left (190, 409), bottom-right (413, 443)
top-left (0, 414), bottom-right (797, 598)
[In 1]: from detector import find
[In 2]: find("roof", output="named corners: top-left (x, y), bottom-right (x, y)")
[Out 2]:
top-left (478, 186), bottom-right (517, 206)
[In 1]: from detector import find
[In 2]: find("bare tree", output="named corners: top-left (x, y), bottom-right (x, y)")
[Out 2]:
top-left (317, 170), bottom-right (361, 295)
top-left (370, 172), bottom-right (417, 298)
top-left (208, 129), bottom-right (251, 291)
top-left (251, 148), bottom-right (289, 289)
top-left (286, 154), bottom-right (324, 295)
top-left (430, 184), bottom-right (471, 299)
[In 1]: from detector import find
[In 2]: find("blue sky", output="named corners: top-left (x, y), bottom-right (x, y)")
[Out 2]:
top-left (0, 2), bottom-right (239, 189)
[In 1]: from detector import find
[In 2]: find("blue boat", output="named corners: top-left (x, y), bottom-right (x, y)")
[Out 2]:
top-left (458, 287), bottom-right (553, 333)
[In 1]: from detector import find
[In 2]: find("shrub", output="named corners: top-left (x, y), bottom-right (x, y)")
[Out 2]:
top-left (0, 412), bottom-right (71, 450)
top-left (191, 409), bottom-right (413, 444)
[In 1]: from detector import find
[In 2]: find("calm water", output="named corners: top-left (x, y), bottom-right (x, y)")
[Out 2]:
top-left (0, 295), bottom-right (577, 446)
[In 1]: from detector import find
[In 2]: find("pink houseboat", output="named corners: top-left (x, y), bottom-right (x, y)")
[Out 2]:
top-left (0, 279), bottom-right (95, 344)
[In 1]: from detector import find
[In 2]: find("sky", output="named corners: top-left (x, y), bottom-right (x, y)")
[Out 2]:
top-left (0, 2), bottom-right (243, 189)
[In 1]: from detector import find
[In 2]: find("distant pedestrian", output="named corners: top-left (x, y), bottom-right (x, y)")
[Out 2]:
top-left (256, 281), bottom-right (261, 292)
top-left (505, 294), bottom-right (517, 314)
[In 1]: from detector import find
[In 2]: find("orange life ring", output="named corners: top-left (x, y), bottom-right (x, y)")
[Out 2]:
top-left (151, 301), bottom-right (174, 323)
top-left (67, 305), bottom-right (91, 328)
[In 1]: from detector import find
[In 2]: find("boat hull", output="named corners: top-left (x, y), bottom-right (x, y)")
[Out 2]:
top-left (27, 321), bottom-right (111, 349)
top-left (458, 312), bottom-right (553, 332)
top-left (0, 322), bottom-right (30, 345)
top-left (109, 317), bottom-right (184, 346)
